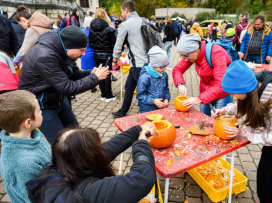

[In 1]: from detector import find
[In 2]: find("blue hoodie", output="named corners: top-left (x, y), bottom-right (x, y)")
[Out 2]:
top-left (173, 21), bottom-right (182, 34)
top-left (136, 63), bottom-right (171, 113)
top-left (220, 37), bottom-right (234, 47)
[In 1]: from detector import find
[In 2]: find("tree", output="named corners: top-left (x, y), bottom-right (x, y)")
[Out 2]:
top-left (236, 0), bottom-right (251, 17)
top-left (251, 0), bottom-right (263, 15)
top-left (171, 12), bottom-right (187, 20)
top-left (134, 0), bottom-right (164, 18)
top-left (266, 1), bottom-right (272, 21)
top-left (196, 11), bottom-right (216, 22)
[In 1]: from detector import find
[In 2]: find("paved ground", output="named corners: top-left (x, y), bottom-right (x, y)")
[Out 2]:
top-left (0, 45), bottom-right (261, 203)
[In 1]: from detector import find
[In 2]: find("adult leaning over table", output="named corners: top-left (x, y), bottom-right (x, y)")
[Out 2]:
top-left (172, 33), bottom-right (233, 116)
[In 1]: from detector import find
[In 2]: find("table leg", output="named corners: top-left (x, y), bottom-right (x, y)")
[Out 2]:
top-left (164, 178), bottom-right (170, 203)
top-left (118, 152), bottom-right (124, 175)
top-left (120, 66), bottom-right (123, 102)
top-left (228, 151), bottom-right (235, 203)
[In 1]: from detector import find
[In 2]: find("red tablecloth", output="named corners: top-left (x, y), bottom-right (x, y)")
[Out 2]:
top-left (113, 107), bottom-right (250, 178)
top-left (253, 64), bottom-right (272, 73)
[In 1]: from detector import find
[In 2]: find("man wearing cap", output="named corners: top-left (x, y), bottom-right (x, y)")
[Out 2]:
top-left (136, 46), bottom-right (170, 113)
top-left (18, 26), bottom-right (109, 144)
top-left (172, 33), bottom-right (233, 117)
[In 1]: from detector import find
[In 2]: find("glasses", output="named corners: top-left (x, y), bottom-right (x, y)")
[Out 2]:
top-left (180, 53), bottom-right (191, 59)
top-left (159, 63), bottom-right (169, 69)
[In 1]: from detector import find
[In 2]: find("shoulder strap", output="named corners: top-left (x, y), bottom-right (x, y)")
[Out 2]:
top-left (134, 155), bottom-right (160, 203)
top-left (205, 43), bottom-right (214, 68)
top-left (124, 33), bottom-right (136, 68)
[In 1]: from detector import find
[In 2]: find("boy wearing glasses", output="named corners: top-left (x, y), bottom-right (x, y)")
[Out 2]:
top-left (136, 46), bottom-right (171, 113)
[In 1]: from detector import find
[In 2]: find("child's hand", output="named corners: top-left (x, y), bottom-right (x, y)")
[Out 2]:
top-left (154, 99), bottom-right (165, 108)
top-left (164, 99), bottom-right (169, 108)
top-left (225, 122), bottom-right (242, 138)
top-left (211, 109), bottom-right (226, 118)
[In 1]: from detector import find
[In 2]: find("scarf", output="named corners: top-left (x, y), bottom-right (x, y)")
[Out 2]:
top-left (145, 64), bottom-right (163, 78)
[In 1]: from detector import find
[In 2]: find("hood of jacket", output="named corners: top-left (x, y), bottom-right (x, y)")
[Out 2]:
top-left (220, 37), bottom-right (233, 43)
top-left (191, 24), bottom-right (200, 30)
top-left (28, 11), bottom-right (52, 35)
top-left (37, 29), bottom-right (66, 60)
top-left (91, 18), bottom-right (109, 32)
top-left (9, 17), bottom-right (18, 25)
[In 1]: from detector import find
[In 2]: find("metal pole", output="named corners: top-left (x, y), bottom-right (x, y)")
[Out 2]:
top-left (119, 152), bottom-right (124, 174)
top-left (164, 178), bottom-right (170, 203)
top-left (167, 5), bottom-right (168, 17)
top-left (228, 151), bottom-right (235, 203)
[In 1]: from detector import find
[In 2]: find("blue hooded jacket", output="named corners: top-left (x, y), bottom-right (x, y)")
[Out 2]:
top-left (173, 21), bottom-right (182, 34)
top-left (220, 37), bottom-right (234, 47)
top-left (136, 64), bottom-right (171, 113)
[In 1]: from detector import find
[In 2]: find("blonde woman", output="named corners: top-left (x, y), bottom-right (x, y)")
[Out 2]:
top-left (89, 8), bottom-right (116, 102)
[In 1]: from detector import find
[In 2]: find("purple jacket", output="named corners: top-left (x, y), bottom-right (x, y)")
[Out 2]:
top-left (233, 21), bottom-right (252, 46)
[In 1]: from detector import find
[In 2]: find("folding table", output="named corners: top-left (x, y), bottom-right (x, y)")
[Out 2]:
top-left (113, 106), bottom-right (250, 203)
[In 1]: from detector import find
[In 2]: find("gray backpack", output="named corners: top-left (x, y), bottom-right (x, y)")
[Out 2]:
top-left (141, 17), bottom-right (163, 54)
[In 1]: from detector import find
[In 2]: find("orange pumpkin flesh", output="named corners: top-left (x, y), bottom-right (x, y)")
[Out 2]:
top-left (174, 96), bottom-right (191, 112)
top-left (189, 119), bottom-right (210, 136)
top-left (145, 114), bottom-right (163, 121)
top-left (213, 115), bottom-right (238, 140)
top-left (149, 120), bottom-right (176, 149)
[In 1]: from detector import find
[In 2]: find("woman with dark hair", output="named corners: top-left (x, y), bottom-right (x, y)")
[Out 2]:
top-left (163, 16), bottom-right (175, 70)
top-left (60, 13), bottom-right (70, 29)
top-left (25, 122), bottom-right (156, 203)
top-left (233, 12), bottom-right (252, 52)
top-left (70, 8), bottom-right (80, 27)
top-left (13, 5), bottom-right (52, 65)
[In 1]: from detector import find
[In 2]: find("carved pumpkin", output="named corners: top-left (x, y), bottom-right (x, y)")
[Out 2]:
top-left (139, 200), bottom-right (150, 203)
top-left (146, 114), bottom-right (163, 121)
top-left (213, 115), bottom-right (238, 140)
top-left (149, 120), bottom-right (176, 149)
top-left (174, 96), bottom-right (191, 112)
top-left (189, 119), bottom-right (210, 135)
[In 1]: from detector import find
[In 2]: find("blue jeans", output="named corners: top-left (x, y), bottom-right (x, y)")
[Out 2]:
top-left (211, 35), bottom-right (217, 42)
top-left (163, 41), bottom-right (172, 68)
top-left (200, 94), bottom-right (233, 117)
top-left (39, 101), bottom-right (79, 144)
top-left (139, 102), bottom-right (160, 113)
top-left (245, 54), bottom-right (261, 64)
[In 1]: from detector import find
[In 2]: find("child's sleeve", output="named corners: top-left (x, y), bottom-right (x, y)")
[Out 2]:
top-left (241, 124), bottom-right (272, 145)
top-left (222, 102), bottom-right (237, 115)
top-left (136, 75), bottom-right (156, 105)
top-left (165, 74), bottom-right (171, 101)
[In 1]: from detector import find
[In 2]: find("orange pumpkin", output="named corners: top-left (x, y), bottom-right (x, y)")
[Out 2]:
top-left (149, 120), bottom-right (176, 149)
top-left (146, 114), bottom-right (163, 121)
top-left (189, 119), bottom-right (210, 136)
top-left (139, 200), bottom-right (150, 203)
top-left (174, 96), bottom-right (191, 112)
top-left (121, 52), bottom-right (126, 58)
top-left (213, 115), bottom-right (238, 140)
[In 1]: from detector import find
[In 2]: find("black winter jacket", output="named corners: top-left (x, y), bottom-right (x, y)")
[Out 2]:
top-left (18, 29), bottom-right (99, 109)
top-left (163, 24), bottom-right (175, 43)
top-left (26, 126), bottom-right (156, 203)
top-left (0, 14), bottom-right (20, 56)
top-left (89, 18), bottom-right (116, 59)
top-left (9, 18), bottom-right (26, 46)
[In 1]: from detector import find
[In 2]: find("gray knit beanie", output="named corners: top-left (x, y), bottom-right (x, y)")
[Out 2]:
top-left (148, 46), bottom-right (168, 68)
top-left (177, 33), bottom-right (201, 55)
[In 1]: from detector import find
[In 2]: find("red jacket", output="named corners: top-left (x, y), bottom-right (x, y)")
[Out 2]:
top-left (172, 41), bottom-right (231, 104)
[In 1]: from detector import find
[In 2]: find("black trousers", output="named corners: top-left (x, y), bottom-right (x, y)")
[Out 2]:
top-left (120, 67), bottom-right (141, 115)
top-left (235, 44), bottom-right (241, 52)
top-left (94, 57), bottom-right (113, 98)
top-left (175, 33), bottom-right (180, 44)
top-left (257, 146), bottom-right (272, 203)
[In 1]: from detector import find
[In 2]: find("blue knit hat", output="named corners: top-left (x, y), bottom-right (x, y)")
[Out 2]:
top-left (222, 60), bottom-right (258, 93)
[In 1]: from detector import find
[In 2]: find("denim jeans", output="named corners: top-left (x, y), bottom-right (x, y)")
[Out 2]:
top-left (163, 41), bottom-right (172, 68)
top-left (211, 35), bottom-right (217, 42)
top-left (245, 54), bottom-right (261, 64)
top-left (119, 67), bottom-right (141, 115)
top-left (200, 94), bottom-right (233, 117)
top-left (39, 101), bottom-right (79, 144)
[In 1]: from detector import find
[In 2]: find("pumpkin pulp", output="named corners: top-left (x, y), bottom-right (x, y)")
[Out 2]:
top-left (154, 122), bottom-right (169, 130)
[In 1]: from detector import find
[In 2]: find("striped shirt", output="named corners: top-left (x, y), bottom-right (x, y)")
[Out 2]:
top-left (223, 83), bottom-right (272, 146)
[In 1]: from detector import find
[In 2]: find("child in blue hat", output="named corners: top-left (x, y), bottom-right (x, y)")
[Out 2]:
top-left (136, 46), bottom-right (171, 113)
top-left (211, 60), bottom-right (272, 202)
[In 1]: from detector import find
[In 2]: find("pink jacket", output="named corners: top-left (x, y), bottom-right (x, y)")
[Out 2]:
top-left (172, 41), bottom-right (231, 104)
top-left (233, 21), bottom-right (252, 46)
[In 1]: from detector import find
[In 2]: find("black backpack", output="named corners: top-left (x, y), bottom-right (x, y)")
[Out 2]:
top-left (141, 17), bottom-right (163, 54)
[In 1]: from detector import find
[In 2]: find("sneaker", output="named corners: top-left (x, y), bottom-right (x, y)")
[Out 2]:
top-left (105, 95), bottom-right (116, 102)
top-left (91, 88), bottom-right (97, 93)
top-left (71, 96), bottom-right (76, 100)
top-left (112, 111), bottom-right (126, 118)
top-left (112, 76), bottom-right (118, 81)
top-left (101, 97), bottom-right (106, 101)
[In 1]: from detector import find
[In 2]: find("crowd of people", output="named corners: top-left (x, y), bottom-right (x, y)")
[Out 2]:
top-left (0, 1), bottom-right (272, 203)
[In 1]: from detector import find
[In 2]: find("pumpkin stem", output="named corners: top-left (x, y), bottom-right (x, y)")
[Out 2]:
top-left (199, 119), bottom-right (205, 130)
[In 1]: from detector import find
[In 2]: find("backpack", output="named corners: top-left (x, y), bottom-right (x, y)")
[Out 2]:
top-left (141, 17), bottom-right (163, 54)
top-left (238, 24), bottom-right (250, 44)
top-left (205, 42), bottom-right (239, 68)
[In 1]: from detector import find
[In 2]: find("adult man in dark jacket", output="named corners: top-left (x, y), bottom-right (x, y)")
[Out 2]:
top-left (173, 18), bottom-right (182, 45)
top-left (19, 26), bottom-right (109, 144)
top-left (0, 14), bottom-right (20, 56)
top-left (9, 13), bottom-right (26, 46)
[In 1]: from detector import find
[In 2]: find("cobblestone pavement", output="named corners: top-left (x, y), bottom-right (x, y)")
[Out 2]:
top-left (0, 45), bottom-right (261, 203)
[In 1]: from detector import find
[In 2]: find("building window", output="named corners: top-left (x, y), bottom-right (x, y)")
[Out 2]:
top-left (80, 0), bottom-right (89, 7)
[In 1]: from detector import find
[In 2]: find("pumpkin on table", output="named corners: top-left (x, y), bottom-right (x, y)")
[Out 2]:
top-left (213, 115), bottom-right (238, 140)
top-left (149, 120), bottom-right (176, 149)
top-left (189, 119), bottom-right (210, 136)
top-left (146, 114), bottom-right (163, 121)
top-left (174, 96), bottom-right (191, 112)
